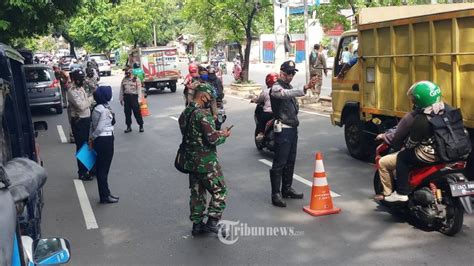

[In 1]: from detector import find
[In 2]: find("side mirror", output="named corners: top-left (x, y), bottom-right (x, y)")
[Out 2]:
top-left (34, 121), bottom-right (48, 131)
top-left (33, 238), bottom-right (71, 265)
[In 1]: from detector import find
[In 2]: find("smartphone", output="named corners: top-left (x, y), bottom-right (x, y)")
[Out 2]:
top-left (227, 125), bottom-right (234, 130)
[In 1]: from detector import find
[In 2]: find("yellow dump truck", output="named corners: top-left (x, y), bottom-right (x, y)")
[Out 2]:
top-left (331, 3), bottom-right (474, 160)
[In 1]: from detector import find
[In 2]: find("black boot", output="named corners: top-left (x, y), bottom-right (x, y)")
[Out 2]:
top-left (139, 125), bottom-right (144, 133)
top-left (192, 222), bottom-right (207, 236)
top-left (100, 196), bottom-right (119, 204)
top-left (124, 127), bottom-right (132, 133)
top-left (205, 217), bottom-right (220, 234)
top-left (270, 169), bottom-right (286, 207)
top-left (281, 165), bottom-right (303, 199)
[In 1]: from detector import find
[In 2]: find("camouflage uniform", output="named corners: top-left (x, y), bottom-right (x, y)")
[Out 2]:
top-left (84, 77), bottom-right (98, 97)
top-left (178, 102), bottom-right (228, 224)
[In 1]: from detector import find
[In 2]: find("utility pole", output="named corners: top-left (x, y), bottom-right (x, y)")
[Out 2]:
top-left (274, 0), bottom-right (288, 68)
top-left (304, 0), bottom-right (309, 83)
top-left (153, 23), bottom-right (157, 47)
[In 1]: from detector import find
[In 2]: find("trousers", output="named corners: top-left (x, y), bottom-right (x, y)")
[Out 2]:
top-left (188, 168), bottom-right (227, 224)
top-left (94, 136), bottom-right (114, 200)
top-left (123, 93), bottom-right (143, 127)
top-left (271, 128), bottom-right (298, 190)
top-left (71, 117), bottom-right (90, 176)
top-left (378, 152), bottom-right (398, 196)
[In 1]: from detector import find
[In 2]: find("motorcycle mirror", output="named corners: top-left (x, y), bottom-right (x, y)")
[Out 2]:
top-left (33, 238), bottom-right (71, 265)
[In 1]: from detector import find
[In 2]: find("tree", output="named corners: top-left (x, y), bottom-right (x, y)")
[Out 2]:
top-left (183, 0), bottom-right (273, 82)
top-left (112, 0), bottom-right (154, 48)
top-left (0, 0), bottom-right (81, 44)
top-left (67, 0), bottom-right (119, 55)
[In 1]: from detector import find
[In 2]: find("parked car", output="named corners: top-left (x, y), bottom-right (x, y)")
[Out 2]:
top-left (85, 53), bottom-right (111, 76)
top-left (58, 55), bottom-right (75, 71)
top-left (24, 64), bottom-right (63, 114)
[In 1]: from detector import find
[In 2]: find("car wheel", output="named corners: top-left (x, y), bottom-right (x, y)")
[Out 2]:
top-left (107, 71), bottom-right (111, 76)
top-left (170, 82), bottom-right (177, 93)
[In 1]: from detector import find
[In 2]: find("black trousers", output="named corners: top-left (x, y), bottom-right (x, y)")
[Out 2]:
top-left (123, 93), bottom-right (143, 127)
top-left (272, 128), bottom-right (298, 190)
top-left (257, 112), bottom-right (273, 134)
top-left (71, 117), bottom-right (91, 176)
top-left (94, 136), bottom-right (114, 200)
top-left (395, 149), bottom-right (428, 195)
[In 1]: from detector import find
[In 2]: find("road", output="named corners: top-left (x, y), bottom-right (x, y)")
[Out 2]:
top-left (33, 67), bottom-right (474, 265)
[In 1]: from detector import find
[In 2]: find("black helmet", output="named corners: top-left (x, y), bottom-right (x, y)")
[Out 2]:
top-left (70, 69), bottom-right (85, 86)
top-left (86, 67), bottom-right (94, 78)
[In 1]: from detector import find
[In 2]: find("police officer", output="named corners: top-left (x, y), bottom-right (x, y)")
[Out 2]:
top-left (68, 69), bottom-right (93, 180)
top-left (178, 84), bottom-right (231, 236)
top-left (120, 67), bottom-right (144, 133)
top-left (269, 60), bottom-right (314, 207)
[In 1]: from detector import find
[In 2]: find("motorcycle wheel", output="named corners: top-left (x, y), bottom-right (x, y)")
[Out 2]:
top-left (254, 128), bottom-right (264, 150)
top-left (439, 197), bottom-right (464, 236)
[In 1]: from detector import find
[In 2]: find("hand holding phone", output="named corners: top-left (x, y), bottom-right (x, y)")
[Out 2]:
top-left (227, 125), bottom-right (234, 131)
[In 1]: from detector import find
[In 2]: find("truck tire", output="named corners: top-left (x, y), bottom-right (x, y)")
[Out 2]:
top-left (55, 104), bottom-right (63, 114)
top-left (170, 81), bottom-right (177, 93)
top-left (344, 114), bottom-right (368, 160)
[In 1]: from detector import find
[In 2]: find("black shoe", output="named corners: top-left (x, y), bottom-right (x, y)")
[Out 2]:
top-left (271, 193), bottom-right (287, 207)
top-left (139, 126), bottom-right (144, 133)
top-left (192, 222), bottom-right (208, 236)
top-left (205, 217), bottom-right (220, 234)
top-left (109, 194), bottom-right (119, 200)
top-left (100, 196), bottom-right (119, 204)
top-left (282, 187), bottom-right (304, 199)
top-left (78, 174), bottom-right (93, 181)
top-left (124, 127), bottom-right (132, 133)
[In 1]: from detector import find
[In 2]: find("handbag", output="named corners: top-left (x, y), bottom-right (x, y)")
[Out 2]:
top-left (174, 109), bottom-right (196, 173)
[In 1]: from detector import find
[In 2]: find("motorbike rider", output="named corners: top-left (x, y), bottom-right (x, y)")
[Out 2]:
top-left (251, 73), bottom-right (279, 141)
top-left (183, 63), bottom-right (200, 106)
top-left (374, 110), bottom-right (417, 201)
top-left (207, 65), bottom-right (224, 107)
top-left (385, 81), bottom-right (444, 202)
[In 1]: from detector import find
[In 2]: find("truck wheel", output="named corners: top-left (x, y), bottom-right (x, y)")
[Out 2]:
top-left (170, 82), bottom-right (177, 93)
top-left (55, 104), bottom-right (63, 114)
top-left (344, 114), bottom-right (368, 160)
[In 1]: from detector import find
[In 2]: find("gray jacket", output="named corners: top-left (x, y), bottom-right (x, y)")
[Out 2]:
top-left (90, 104), bottom-right (114, 139)
top-left (270, 80), bottom-right (305, 128)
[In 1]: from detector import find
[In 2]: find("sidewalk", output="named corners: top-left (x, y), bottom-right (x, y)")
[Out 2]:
top-left (224, 86), bottom-right (332, 115)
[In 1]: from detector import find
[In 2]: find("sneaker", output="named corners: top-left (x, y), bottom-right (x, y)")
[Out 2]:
top-left (124, 127), bottom-right (132, 133)
top-left (255, 133), bottom-right (264, 142)
top-left (384, 191), bottom-right (409, 202)
top-left (139, 126), bottom-right (144, 133)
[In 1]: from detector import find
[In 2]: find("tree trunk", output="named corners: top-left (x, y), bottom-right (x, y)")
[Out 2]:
top-left (241, 6), bottom-right (258, 83)
top-left (61, 32), bottom-right (77, 58)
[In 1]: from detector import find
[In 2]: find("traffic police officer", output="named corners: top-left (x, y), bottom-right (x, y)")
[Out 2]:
top-left (120, 67), bottom-right (144, 133)
top-left (68, 69), bottom-right (93, 180)
top-left (269, 60), bottom-right (314, 207)
top-left (178, 84), bottom-right (231, 236)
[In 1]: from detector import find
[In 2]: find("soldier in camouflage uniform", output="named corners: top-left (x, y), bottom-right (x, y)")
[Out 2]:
top-left (84, 67), bottom-right (98, 98)
top-left (178, 83), bottom-right (231, 236)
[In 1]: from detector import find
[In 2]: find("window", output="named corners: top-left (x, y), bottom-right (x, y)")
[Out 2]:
top-left (25, 69), bottom-right (52, 83)
top-left (334, 36), bottom-right (358, 76)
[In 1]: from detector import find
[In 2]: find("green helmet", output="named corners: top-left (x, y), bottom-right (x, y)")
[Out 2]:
top-left (407, 81), bottom-right (442, 108)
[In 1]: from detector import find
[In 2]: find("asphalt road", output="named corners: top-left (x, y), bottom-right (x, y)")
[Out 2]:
top-left (33, 67), bottom-right (474, 265)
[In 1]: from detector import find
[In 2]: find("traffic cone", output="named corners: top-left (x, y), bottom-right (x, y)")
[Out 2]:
top-left (140, 97), bottom-right (151, 117)
top-left (303, 152), bottom-right (341, 217)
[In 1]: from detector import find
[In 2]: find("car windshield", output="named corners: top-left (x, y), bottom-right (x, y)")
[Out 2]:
top-left (25, 68), bottom-right (52, 83)
top-left (91, 55), bottom-right (107, 61)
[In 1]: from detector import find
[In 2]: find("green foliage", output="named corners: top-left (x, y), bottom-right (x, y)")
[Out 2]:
top-left (68, 0), bottom-right (119, 53)
top-left (290, 15), bottom-right (305, 33)
top-left (0, 0), bottom-right (81, 43)
top-left (112, 0), bottom-right (153, 47)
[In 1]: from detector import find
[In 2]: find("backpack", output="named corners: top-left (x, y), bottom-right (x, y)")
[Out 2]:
top-left (428, 105), bottom-right (472, 162)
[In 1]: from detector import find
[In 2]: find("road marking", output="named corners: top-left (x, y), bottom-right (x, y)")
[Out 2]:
top-left (258, 159), bottom-right (340, 198)
top-left (57, 125), bottom-right (67, 143)
top-left (73, 179), bottom-right (99, 230)
top-left (225, 93), bottom-right (330, 117)
top-left (170, 116), bottom-right (179, 121)
top-left (300, 110), bottom-right (330, 118)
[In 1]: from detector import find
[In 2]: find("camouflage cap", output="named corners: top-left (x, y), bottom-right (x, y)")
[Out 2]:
top-left (195, 83), bottom-right (217, 99)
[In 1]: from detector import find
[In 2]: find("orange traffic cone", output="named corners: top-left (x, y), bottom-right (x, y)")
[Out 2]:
top-left (140, 97), bottom-right (151, 117)
top-left (303, 152), bottom-right (341, 217)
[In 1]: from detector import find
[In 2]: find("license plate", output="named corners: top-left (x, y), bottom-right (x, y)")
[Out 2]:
top-left (450, 181), bottom-right (474, 197)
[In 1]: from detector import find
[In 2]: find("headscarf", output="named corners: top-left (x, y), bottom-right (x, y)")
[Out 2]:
top-left (94, 86), bottom-right (113, 104)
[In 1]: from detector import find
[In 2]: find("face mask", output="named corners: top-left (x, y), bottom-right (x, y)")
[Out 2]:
top-left (200, 74), bottom-right (209, 81)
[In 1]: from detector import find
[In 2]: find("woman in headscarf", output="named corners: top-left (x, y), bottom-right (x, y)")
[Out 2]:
top-left (89, 86), bottom-right (119, 204)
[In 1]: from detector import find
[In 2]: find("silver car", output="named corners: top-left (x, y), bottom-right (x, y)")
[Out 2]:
top-left (25, 64), bottom-right (63, 114)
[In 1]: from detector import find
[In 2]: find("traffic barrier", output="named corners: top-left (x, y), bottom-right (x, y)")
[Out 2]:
top-left (140, 97), bottom-right (150, 117)
top-left (303, 152), bottom-right (341, 217)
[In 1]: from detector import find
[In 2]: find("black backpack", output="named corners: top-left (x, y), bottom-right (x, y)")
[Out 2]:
top-left (428, 105), bottom-right (472, 162)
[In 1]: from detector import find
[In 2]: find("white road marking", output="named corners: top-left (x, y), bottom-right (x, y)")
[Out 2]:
top-left (74, 179), bottom-right (99, 230)
top-left (57, 125), bottom-right (67, 143)
top-left (170, 116), bottom-right (179, 121)
top-left (258, 159), bottom-right (340, 198)
top-left (225, 93), bottom-right (330, 117)
top-left (299, 110), bottom-right (330, 118)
